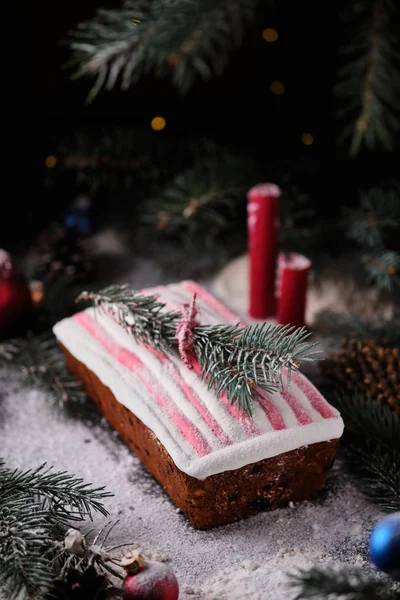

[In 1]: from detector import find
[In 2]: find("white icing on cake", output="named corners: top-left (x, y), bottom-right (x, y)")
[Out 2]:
top-left (53, 280), bottom-right (344, 480)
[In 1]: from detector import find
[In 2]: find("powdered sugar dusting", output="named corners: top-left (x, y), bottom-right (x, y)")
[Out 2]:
top-left (1, 365), bottom-right (383, 599)
top-left (123, 560), bottom-right (179, 596)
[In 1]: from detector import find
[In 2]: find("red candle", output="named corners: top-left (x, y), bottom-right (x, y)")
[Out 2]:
top-left (247, 183), bottom-right (281, 319)
top-left (277, 253), bottom-right (311, 327)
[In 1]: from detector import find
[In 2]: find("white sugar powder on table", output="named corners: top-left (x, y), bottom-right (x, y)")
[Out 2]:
top-left (0, 360), bottom-right (383, 600)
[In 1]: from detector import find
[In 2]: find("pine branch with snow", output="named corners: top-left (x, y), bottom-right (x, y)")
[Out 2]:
top-left (77, 284), bottom-right (319, 414)
top-left (289, 565), bottom-right (400, 599)
top-left (0, 461), bottom-right (113, 599)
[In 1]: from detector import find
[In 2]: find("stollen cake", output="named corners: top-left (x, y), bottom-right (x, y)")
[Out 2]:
top-left (53, 280), bottom-right (344, 529)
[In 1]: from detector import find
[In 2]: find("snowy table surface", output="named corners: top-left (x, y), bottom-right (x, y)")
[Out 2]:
top-left (1, 254), bottom-right (384, 599)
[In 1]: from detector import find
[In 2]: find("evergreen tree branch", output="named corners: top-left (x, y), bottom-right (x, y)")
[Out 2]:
top-left (336, 0), bottom-right (400, 155)
top-left (345, 442), bottom-right (400, 512)
top-left (346, 187), bottom-right (400, 249)
top-left (77, 285), bottom-right (180, 350)
top-left (0, 464), bottom-right (113, 520)
top-left (77, 285), bottom-right (318, 414)
top-left (330, 393), bottom-right (400, 511)
top-left (0, 340), bottom-right (23, 361)
top-left (0, 461), bottom-right (113, 599)
top-left (141, 145), bottom-right (261, 240)
top-left (0, 335), bottom-right (86, 408)
top-left (17, 334), bottom-right (87, 407)
top-left (362, 250), bottom-right (400, 291)
top-left (53, 127), bottom-right (175, 196)
top-left (289, 566), bottom-right (400, 599)
top-left (315, 310), bottom-right (400, 345)
top-left (330, 392), bottom-right (400, 453)
top-left (0, 497), bottom-right (58, 600)
top-left (67, 0), bottom-right (257, 98)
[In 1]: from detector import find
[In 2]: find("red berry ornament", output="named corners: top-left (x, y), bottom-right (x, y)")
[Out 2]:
top-left (0, 249), bottom-right (31, 332)
top-left (121, 553), bottom-right (179, 600)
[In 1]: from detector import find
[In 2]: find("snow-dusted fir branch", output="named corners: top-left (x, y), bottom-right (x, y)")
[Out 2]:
top-left (77, 284), bottom-right (180, 349)
top-left (77, 285), bottom-right (319, 414)
top-left (66, 0), bottom-right (257, 99)
top-left (0, 496), bottom-right (57, 600)
top-left (0, 463), bottom-right (112, 520)
top-left (289, 565), bottom-right (400, 599)
top-left (331, 393), bottom-right (400, 512)
top-left (336, 0), bottom-right (400, 155)
top-left (12, 333), bottom-right (86, 406)
top-left (194, 322), bottom-right (317, 414)
top-left (362, 250), bottom-right (400, 291)
top-left (0, 461), bottom-right (113, 600)
top-left (142, 144), bottom-right (261, 240)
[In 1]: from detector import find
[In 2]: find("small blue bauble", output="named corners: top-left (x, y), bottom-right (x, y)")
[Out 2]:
top-left (369, 513), bottom-right (400, 580)
top-left (64, 212), bottom-right (92, 235)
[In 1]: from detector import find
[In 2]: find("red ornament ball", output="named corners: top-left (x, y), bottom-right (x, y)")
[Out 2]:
top-left (122, 560), bottom-right (179, 600)
top-left (0, 249), bottom-right (31, 332)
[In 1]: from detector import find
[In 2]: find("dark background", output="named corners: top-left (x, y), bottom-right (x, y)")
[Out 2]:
top-left (17, 1), bottom-right (336, 150)
top-left (10, 0), bottom-right (400, 250)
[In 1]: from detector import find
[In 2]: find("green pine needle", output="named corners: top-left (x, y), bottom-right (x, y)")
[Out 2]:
top-left (315, 311), bottom-right (400, 345)
top-left (66, 0), bottom-right (257, 98)
top-left (345, 442), bottom-right (400, 512)
top-left (330, 392), bottom-right (400, 512)
top-left (0, 334), bottom-right (86, 407)
top-left (330, 392), bottom-right (400, 453)
top-left (0, 497), bottom-right (57, 600)
top-left (0, 463), bottom-right (113, 520)
top-left (141, 145), bottom-right (261, 241)
top-left (77, 284), bottom-right (180, 350)
top-left (336, 1), bottom-right (400, 155)
top-left (0, 461), bottom-right (112, 600)
top-left (78, 284), bottom-right (318, 414)
top-left (289, 566), bottom-right (400, 599)
top-left (19, 334), bottom-right (87, 407)
top-left (362, 250), bottom-right (400, 291)
top-left (346, 187), bottom-right (400, 249)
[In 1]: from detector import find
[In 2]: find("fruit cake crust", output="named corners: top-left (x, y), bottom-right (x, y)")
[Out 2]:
top-left (61, 344), bottom-right (338, 530)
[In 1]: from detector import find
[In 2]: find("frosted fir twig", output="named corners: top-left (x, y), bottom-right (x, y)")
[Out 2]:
top-left (289, 565), bottom-right (400, 599)
top-left (77, 285), bottom-right (319, 414)
top-left (66, 0), bottom-right (258, 98)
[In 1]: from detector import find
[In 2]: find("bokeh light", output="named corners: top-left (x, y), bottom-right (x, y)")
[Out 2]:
top-left (262, 28), bottom-right (279, 42)
top-left (270, 81), bottom-right (285, 95)
top-left (151, 116), bottom-right (166, 131)
top-left (45, 155), bottom-right (57, 168)
top-left (301, 133), bottom-right (314, 145)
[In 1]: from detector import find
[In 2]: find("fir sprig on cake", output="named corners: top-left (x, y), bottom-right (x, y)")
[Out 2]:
top-left (76, 283), bottom-right (319, 414)
top-left (54, 280), bottom-right (343, 529)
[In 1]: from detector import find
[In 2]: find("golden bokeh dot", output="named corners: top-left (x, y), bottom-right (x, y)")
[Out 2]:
top-left (301, 133), bottom-right (314, 146)
top-left (270, 81), bottom-right (285, 95)
top-left (45, 155), bottom-right (57, 168)
top-left (151, 116), bottom-right (166, 131)
top-left (262, 28), bottom-right (279, 42)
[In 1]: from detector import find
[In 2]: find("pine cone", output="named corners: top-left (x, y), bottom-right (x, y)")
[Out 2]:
top-left (46, 566), bottom-right (122, 600)
top-left (321, 339), bottom-right (400, 414)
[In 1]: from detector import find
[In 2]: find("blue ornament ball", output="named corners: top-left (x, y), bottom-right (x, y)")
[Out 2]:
top-left (369, 513), bottom-right (400, 580)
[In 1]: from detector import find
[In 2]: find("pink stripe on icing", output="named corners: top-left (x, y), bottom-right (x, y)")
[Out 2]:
top-left (143, 283), bottom-right (258, 438)
top-left (258, 391), bottom-right (287, 430)
top-left (181, 281), bottom-right (242, 325)
top-left (281, 390), bottom-right (313, 426)
top-left (140, 342), bottom-right (232, 447)
top-left (291, 370), bottom-right (337, 419)
top-left (74, 312), bottom-right (212, 457)
top-left (190, 359), bottom-right (261, 438)
top-left (160, 285), bottom-right (219, 324)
